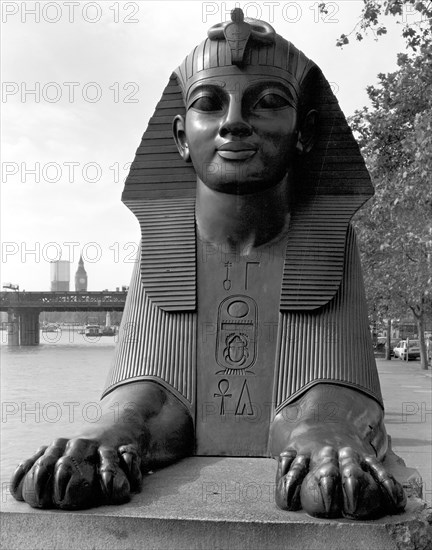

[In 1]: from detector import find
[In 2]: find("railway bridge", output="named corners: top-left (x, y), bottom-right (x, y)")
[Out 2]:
top-left (0, 291), bottom-right (127, 345)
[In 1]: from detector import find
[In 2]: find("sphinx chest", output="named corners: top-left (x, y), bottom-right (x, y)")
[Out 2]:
top-left (195, 237), bottom-right (287, 456)
top-left (104, 223), bottom-right (383, 452)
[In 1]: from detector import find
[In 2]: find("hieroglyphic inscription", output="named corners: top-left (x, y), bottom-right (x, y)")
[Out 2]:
top-left (245, 261), bottom-right (260, 290)
top-left (214, 379), bottom-right (232, 415)
top-left (235, 380), bottom-right (254, 415)
top-left (223, 262), bottom-right (232, 290)
top-left (213, 379), bottom-right (254, 416)
top-left (196, 234), bottom-right (286, 455)
top-left (216, 296), bottom-right (257, 374)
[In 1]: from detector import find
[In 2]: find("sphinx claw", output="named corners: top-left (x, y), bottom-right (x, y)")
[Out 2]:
top-left (343, 475), bottom-right (359, 515)
top-left (32, 462), bottom-right (53, 506)
top-left (364, 456), bottom-right (406, 513)
top-left (10, 465), bottom-right (27, 501)
top-left (277, 472), bottom-right (301, 510)
top-left (101, 470), bottom-right (114, 499)
top-left (120, 450), bottom-right (142, 492)
top-left (53, 460), bottom-right (71, 504)
top-left (276, 454), bottom-right (309, 511)
top-left (276, 450), bottom-right (296, 480)
top-left (381, 477), bottom-right (406, 512)
top-left (10, 446), bottom-right (48, 501)
top-left (122, 452), bottom-right (133, 471)
top-left (382, 478), bottom-right (396, 500)
top-left (319, 476), bottom-right (337, 514)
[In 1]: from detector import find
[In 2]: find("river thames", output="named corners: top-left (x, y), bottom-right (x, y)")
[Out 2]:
top-left (0, 329), bottom-right (116, 498)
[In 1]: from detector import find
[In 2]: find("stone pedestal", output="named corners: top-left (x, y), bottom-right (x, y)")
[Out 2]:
top-left (1, 457), bottom-right (431, 550)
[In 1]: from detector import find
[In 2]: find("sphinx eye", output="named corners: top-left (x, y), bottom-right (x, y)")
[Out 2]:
top-left (189, 94), bottom-right (223, 112)
top-left (254, 93), bottom-right (290, 110)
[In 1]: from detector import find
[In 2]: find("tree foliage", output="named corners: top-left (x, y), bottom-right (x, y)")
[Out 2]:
top-left (319, 0), bottom-right (432, 49)
top-left (350, 38), bottom-right (432, 367)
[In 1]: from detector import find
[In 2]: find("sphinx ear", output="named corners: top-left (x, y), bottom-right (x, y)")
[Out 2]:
top-left (296, 109), bottom-right (317, 155)
top-left (173, 115), bottom-right (191, 163)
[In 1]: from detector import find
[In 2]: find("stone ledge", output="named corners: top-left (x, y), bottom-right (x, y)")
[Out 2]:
top-left (1, 457), bottom-right (431, 550)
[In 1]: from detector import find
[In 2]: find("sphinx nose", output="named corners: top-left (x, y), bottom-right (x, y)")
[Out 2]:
top-left (219, 102), bottom-right (252, 138)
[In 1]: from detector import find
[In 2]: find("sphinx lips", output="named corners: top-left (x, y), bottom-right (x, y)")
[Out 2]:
top-left (217, 142), bottom-right (257, 160)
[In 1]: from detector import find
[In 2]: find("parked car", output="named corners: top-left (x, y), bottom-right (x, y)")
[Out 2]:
top-left (375, 337), bottom-right (399, 356)
top-left (389, 338), bottom-right (399, 357)
top-left (393, 340), bottom-right (420, 361)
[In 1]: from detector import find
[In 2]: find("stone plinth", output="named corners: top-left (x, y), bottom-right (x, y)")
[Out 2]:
top-left (1, 457), bottom-right (431, 550)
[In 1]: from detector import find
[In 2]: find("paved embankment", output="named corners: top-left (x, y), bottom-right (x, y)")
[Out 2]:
top-left (376, 357), bottom-right (432, 505)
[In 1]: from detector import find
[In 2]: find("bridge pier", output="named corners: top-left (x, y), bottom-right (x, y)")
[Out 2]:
top-left (19, 309), bottom-right (40, 345)
top-left (6, 308), bottom-right (40, 346)
top-left (7, 309), bottom-right (20, 346)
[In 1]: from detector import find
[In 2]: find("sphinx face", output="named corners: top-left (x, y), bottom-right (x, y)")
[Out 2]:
top-left (175, 68), bottom-right (300, 195)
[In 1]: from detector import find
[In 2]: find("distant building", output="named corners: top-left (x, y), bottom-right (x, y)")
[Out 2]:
top-left (75, 255), bottom-right (88, 291)
top-left (50, 260), bottom-right (70, 291)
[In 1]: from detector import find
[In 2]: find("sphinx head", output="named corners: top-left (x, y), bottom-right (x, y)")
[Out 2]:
top-left (172, 9), bottom-right (318, 196)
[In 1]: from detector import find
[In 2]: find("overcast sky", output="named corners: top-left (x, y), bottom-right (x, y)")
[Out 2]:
top-left (1, 0), bottom-right (409, 291)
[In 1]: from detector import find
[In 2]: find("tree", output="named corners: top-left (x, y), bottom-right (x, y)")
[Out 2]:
top-left (319, 0), bottom-right (432, 49)
top-left (350, 38), bottom-right (432, 368)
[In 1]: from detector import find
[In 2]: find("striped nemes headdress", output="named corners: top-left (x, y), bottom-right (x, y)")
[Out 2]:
top-left (122, 9), bottom-right (373, 312)
top-left (175, 8), bottom-right (311, 106)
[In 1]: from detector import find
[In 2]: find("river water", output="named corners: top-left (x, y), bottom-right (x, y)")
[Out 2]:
top-left (0, 329), bottom-right (116, 495)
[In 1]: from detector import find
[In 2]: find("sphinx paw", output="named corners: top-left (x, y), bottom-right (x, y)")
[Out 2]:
top-left (276, 446), bottom-right (406, 519)
top-left (10, 438), bottom-right (143, 510)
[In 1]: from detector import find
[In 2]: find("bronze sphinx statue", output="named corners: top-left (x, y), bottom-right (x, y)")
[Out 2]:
top-left (11, 9), bottom-right (406, 520)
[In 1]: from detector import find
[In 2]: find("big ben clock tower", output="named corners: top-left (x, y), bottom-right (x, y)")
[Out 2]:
top-left (75, 255), bottom-right (88, 291)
